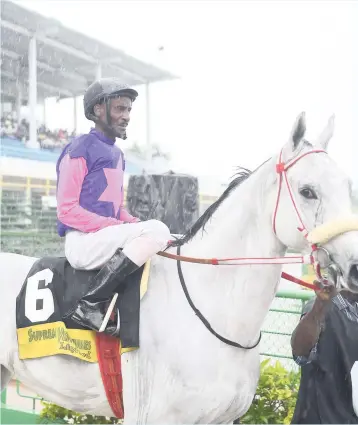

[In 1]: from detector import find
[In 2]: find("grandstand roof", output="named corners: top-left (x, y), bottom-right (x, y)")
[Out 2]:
top-left (1, 0), bottom-right (177, 104)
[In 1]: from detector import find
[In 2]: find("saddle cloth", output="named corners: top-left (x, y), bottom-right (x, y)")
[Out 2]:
top-left (16, 256), bottom-right (149, 362)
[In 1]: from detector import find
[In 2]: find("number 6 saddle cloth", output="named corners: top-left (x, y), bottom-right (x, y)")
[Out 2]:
top-left (16, 255), bottom-right (149, 362)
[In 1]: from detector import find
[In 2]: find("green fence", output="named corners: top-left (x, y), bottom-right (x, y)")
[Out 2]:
top-left (1, 383), bottom-right (42, 424)
top-left (261, 288), bottom-right (314, 371)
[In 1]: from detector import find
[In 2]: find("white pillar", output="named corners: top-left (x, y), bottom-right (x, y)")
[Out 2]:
top-left (16, 83), bottom-right (22, 126)
top-left (28, 36), bottom-right (37, 147)
top-left (96, 63), bottom-right (102, 80)
top-left (145, 82), bottom-right (151, 164)
top-left (73, 96), bottom-right (77, 133)
top-left (43, 100), bottom-right (46, 127)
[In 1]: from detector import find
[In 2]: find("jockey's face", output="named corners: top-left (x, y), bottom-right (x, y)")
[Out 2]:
top-left (95, 96), bottom-right (132, 139)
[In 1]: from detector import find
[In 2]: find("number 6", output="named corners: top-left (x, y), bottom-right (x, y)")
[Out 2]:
top-left (25, 268), bottom-right (55, 323)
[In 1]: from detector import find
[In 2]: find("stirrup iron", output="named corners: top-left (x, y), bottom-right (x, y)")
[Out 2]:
top-left (99, 292), bottom-right (119, 333)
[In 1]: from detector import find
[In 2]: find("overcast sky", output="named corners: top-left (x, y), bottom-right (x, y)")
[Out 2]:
top-left (16, 0), bottom-right (358, 184)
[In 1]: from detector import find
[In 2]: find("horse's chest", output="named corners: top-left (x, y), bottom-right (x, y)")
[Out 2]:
top-left (122, 349), bottom-right (259, 423)
top-left (156, 376), bottom-right (256, 423)
top-left (194, 368), bottom-right (258, 422)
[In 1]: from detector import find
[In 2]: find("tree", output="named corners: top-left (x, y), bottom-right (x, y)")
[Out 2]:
top-left (125, 142), bottom-right (170, 161)
top-left (126, 141), bottom-right (146, 159)
top-left (151, 143), bottom-right (170, 160)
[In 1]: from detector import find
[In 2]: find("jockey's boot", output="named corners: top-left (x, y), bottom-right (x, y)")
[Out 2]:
top-left (64, 250), bottom-right (139, 336)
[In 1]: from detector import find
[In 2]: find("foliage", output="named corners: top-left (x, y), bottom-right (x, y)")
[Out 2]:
top-left (151, 143), bottom-right (170, 160)
top-left (126, 141), bottom-right (170, 160)
top-left (38, 401), bottom-right (122, 424)
top-left (241, 359), bottom-right (300, 424)
top-left (126, 141), bottom-right (145, 158)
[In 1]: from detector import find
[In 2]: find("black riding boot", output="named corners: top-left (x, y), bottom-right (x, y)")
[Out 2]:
top-left (64, 250), bottom-right (139, 336)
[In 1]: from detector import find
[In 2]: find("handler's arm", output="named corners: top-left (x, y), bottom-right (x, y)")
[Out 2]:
top-left (291, 285), bottom-right (336, 358)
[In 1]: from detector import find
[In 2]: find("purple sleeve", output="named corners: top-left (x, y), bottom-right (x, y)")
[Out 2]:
top-left (57, 153), bottom-right (122, 232)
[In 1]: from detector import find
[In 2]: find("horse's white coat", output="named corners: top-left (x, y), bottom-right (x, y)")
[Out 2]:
top-left (2, 113), bottom-right (358, 423)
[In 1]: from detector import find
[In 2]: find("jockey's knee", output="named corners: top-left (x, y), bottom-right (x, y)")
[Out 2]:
top-left (65, 252), bottom-right (86, 270)
top-left (65, 239), bottom-right (94, 270)
top-left (143, 219), bottom-right (171, 245)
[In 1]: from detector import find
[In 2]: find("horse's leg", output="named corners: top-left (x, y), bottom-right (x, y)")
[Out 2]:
top-left (1, 365), bottom-right (13, 391)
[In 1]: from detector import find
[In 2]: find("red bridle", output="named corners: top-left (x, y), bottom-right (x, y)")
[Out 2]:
top-left (272, 147), bottom-right (329, 286)
top-left (273, 148), bottom-right (327, 239)
top-left (159, 148), bottom-right (330, 291)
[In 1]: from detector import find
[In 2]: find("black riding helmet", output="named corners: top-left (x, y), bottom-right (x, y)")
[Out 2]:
top-left (84, 77), bottom-right (138, 139)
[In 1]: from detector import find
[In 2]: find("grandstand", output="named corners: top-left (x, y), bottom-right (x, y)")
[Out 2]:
top-left (1, 1), bottom-right (176, 141)
top-left (0, 1), bottom-right (220, 244)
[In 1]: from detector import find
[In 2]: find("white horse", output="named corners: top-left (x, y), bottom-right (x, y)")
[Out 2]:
top-left (1, 112), bottom-right (358, 424)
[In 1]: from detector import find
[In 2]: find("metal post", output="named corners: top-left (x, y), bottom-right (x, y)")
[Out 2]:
top-left (43, 100), bottom-right (46, 127)
top-left (145, 82), bottom-right (151, 164)
top-left (28, 36), bottom-right (37, 147)
top-left (16, 82), bottom-right (22, 127)
top-left (25, 177), bottom-right (32, 217)
top-left (96, 63), bottom-right (102, 80)
top-left (1, 387), bottom-right (7, 404)
top-left (73, 96), bottom-right (77, 133)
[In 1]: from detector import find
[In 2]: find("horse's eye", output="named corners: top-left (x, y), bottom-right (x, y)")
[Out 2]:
top-left (299, 187), bottom-right (317, 200)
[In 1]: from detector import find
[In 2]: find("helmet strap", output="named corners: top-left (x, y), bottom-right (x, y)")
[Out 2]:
top-left (105, 98), bottom-right (112, 127)
top-left (89, 97), bottom-right (127, 140)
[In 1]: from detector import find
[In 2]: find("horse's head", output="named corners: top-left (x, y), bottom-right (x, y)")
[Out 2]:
top-left (274, 112), bottom-right (358, 292)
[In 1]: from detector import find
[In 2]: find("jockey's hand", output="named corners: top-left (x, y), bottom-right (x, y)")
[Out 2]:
top-left (314, 280), bottom-right (337, 302)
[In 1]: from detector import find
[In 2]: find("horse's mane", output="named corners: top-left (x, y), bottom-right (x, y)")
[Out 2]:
top-left (171, 140), bottom-right (318, 248)
top-left (171, 160), bottom-right (270, 247)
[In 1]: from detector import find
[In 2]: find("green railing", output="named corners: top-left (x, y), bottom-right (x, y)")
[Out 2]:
top-left (261, 289), bottom-right (313, 362)
top-left (1, 382), bottom-right (43, 424)
top-left (258, 288), bottom-right (314, 375)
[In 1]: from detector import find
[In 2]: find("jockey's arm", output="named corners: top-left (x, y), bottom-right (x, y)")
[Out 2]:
top-left (57, 154), bottom-right (122, 232)
top-left (119, 203), bottom-right (140, 223)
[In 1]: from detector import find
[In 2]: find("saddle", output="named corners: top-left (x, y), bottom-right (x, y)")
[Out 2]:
top-left (15, 255), bottom-right (150, 419)
top-left (16, 255), bottom-right (149, 357)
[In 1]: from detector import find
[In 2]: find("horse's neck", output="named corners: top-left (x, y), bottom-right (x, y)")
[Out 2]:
top-left (185, 159), bottom-right (284, 258)
top-left (179, 160), bottom-right (286, 345)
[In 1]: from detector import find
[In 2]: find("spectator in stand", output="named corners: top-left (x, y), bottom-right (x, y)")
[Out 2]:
top-left (15, 119), bottom-right (29, 142)
top-left (1, 114), bottom-right (77, 149)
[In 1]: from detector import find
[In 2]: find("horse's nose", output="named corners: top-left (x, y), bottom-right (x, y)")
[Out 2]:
top-left (347, 263), bottom-right (358, 293)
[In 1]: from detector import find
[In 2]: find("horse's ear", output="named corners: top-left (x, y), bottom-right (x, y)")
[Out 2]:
top-left (291, 111), bottom-right (306, 149)
top-left (282, 112), bottom-right (306, 160)
top-left (316, 114), bottom-right (335, 150)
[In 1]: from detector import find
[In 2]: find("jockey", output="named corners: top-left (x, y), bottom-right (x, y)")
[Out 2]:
top-left (56, 77), bottom-right (171, 336)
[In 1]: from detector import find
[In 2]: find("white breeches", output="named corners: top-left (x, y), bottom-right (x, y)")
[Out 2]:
top-left (65, 219), bottom-right (171, 270)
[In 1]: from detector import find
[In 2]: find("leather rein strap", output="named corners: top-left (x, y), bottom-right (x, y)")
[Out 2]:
top-left (159, 250), bottom-right (317, 291)
top-left (176, 245), bottom-right (262, 350)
